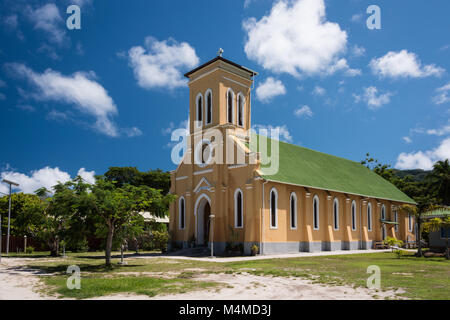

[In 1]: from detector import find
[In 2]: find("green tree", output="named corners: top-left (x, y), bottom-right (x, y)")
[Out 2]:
top-left (85, 177), bottom-right (175, 267)
top-left (104, 167), bottom-right (171, 194)
top-left (430, 160), bottom-right (450, 205)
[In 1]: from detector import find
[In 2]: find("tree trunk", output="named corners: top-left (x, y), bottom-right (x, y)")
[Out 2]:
top-left (417, 218), bottom-right (422, 257)
top-left (105, 224), bottom-right (115, 267)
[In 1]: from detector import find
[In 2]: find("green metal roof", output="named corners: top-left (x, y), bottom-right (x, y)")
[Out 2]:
top-left (250, 135), bottom-right (416, 204)
top-left (422, 208), bottom-right (450, 219)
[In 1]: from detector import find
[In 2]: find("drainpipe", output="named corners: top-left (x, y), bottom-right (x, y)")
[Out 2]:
top-left (261, 179), bottom-right (268, 255)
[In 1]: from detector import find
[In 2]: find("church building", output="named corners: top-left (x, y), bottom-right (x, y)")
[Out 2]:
top-left (168, 55), bottom-right (416, 255)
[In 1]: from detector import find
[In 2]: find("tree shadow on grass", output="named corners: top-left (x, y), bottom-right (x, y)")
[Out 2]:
top-left (13, 262), bottom-right (142, 275)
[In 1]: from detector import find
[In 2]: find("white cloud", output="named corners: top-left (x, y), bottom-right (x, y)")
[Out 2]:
top-left (128, 37), bottom-right (199, 90)
top-left (255, 77), bottom-right (286, 102)
top-left (426, 123), bottom-right (450, 136)
top-left (294, 105), bottom-right (313, 118)
top-left (395, 138), bottom-right (450, 170)
top-left (0, 167), bottom-right (71, 194)
top-left (369, 50), bottom-right (445, 79)
top-left (432, 82), bottom-right (450, 105)
top-left (402, 136), bottom-right (412, 144)
top-left (352, 45), bottom-right (366, 57)
top-left (350, 13), bottom-right (363, 22)
top-left (312, 86), bottom-right (326, 96)
top-left (0, 166), bottom-right (97, 195)
top-left (6, 63), bottom-right (122, 137)
top-left (26, 3), bottom-right (67, 45)
top-left (77, 168), bottom-right (96, 184)
top-left (252, 124), bottom-right (293, 143)
top-left (243, 0), bottom-right (353, 77)
top-left (353, 86), bottom-right (393, 109)
top-left (123, 127), bottom-right (143, 137)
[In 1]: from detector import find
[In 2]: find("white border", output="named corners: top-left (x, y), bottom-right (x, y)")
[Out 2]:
top-left (290, 192), bottom-right (298, 230)
top-left (333, 198), bottom-right (339, 230)
top-left (269, 187), bottom-right (278, 229)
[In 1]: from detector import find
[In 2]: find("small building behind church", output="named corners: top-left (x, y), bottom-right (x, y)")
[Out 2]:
top-left (168, 55), bottom-right (416, 255)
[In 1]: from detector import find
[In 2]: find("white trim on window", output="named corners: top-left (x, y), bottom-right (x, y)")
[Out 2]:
top-left (195, 93), bottom-right (203, 128)
top-left (381, 204), bottom-right (386, 220)
top-left (178, 196), bottom-right (186, 230)
top-left (205, 89), bottom-right (212, 125)
top-left (234, 188), bottom-right (244, 228)
top-left (367, 202), bottom-right (372, 231)
top-left (394, 210), bottom-right (399, 232)
top-left (270, 187), bottom-right (278, 229)
top-left (313, 195), bottom-right (319, 230)
top-left (333, 198), bottom-right (339, 230)
top-left (408, 213), bottom-right (413, 232)
top-left (237, 92), bottom-right (245, 127)
top-left (290, 192), bottom-right (297, 230)
top-left (351, 200), bottom-right (357, 231)
top-left (226, 88), bottom-right (235, 124)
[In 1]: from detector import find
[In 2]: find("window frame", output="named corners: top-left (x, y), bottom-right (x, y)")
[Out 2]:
top-left (367, 202), bottom-right (372, 231)
top-left (333, 198), bottom-right (339, 230)
top-left (351, 200), bottom-right (357, 231)
top-left (234, 188), bottom-right (244, 229)
top-left (226, 88), bottom-right (235, 124)
top-left (394, 210), bottom-right (399, 232)
top-left (178, 196), bottom-right (186, 230)
top-left (408, 213), bottom-right (413, 232)
top-left (313, 195), bottom-right (320, 230)
top-left (195, 93), bottom-right (203, 128)
top-left (237, 92), bottom-right (245, 127)
top-left (381, 204), bottom-right (386, 221)
top-left (290, 192), bottom-right (297, 230)
top-left (269, 188), bottom-right (278, 229)
top-left (205, 89), bottom-right (212, 125)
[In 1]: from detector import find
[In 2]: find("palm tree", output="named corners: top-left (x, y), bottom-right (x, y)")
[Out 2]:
top-left (431, 160), bottom-right (450, 205)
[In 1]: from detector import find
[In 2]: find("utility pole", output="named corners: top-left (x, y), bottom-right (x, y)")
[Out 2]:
top-left (2, 179), bottom-right (19, 256)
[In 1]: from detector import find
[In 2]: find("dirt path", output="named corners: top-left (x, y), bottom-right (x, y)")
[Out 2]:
top-left (0, 258), bottom-right (56, 300)
top-left (0, 257), bottom-right (403, 300)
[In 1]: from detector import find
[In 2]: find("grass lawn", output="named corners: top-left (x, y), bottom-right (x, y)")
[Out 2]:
top-left (19, 250), bottom-right (450, 300)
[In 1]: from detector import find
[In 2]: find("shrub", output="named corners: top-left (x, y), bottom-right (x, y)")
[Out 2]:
top-left (150, 231), bottom-right (170, 252)
top-left (26, 246), bottom-right (35, 254)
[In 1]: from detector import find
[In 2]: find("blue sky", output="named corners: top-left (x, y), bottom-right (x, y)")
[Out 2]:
top-left (0, 0), bottom-right (449, 194)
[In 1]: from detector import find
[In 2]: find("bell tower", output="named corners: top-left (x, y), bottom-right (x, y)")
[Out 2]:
top-left (184, 54), bottom-right (258, 135)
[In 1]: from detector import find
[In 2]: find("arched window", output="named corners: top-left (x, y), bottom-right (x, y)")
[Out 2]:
top-left (270, 188), bottom-right (278, 228)
top-left (351, 200), bottom-right (357, 231)
top-left (333, 198), bottom-right (339, 230)
top-left (394, 210), bottom-right (398, 232)
top-left (205, 89), bottom-right (212, 125)
top-left (196, 93), bottom-right (203, 127)
top-left (290, 192), bottom-right (297, 229)
top-left (227, 89), bottom-right (234, 124)
top-left (367, 203), bottom-right (372, 231)
top-left (237, 93), bottom-right (244, 127)
top-left (382, 225), bottom-right (387, 240)
top-left (234, 189), bottom-right (243, 228)
top-left (408, 214), bottom-right (413, 232)
top-left (313, 195), bottom-right (319, 230)
top-left (179, 197), bottom-right (185, 230)
top-left (381, 204), bottom-right (386, 220)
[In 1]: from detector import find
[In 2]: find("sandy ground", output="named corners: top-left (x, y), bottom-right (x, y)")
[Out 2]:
top-left (0, 258), bottom-right (57, 300)
top-left (0, 255), bottom-right (404, 300)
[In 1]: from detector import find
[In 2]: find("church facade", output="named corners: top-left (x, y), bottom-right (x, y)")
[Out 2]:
top-left (168, 56), bottom-right (416, 255)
